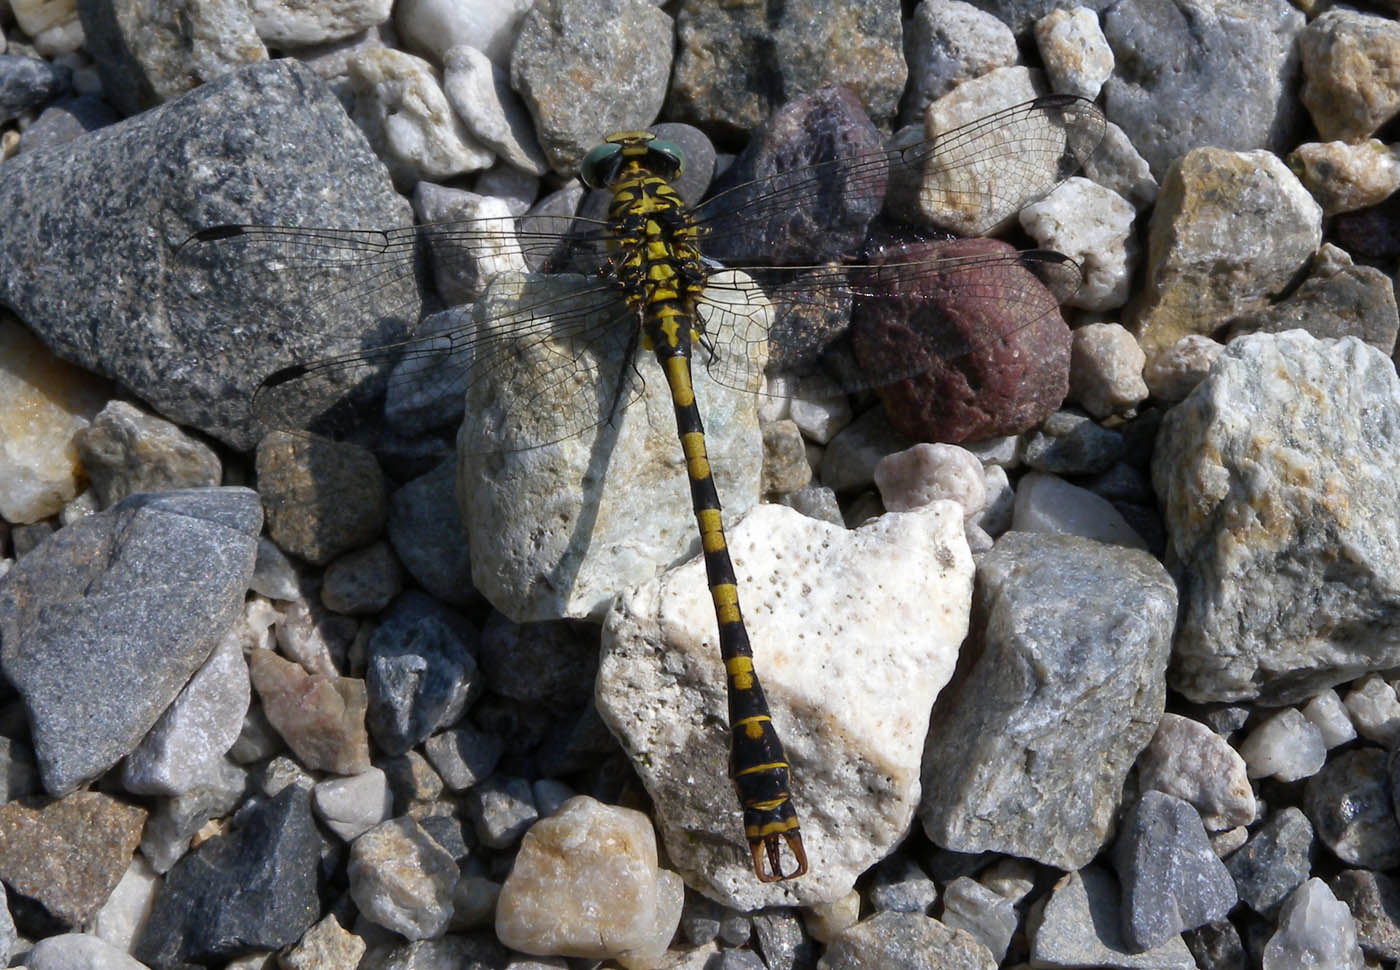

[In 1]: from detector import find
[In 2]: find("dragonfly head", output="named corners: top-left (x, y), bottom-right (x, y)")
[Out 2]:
top-left (580, 131), bottom-right (685, 188)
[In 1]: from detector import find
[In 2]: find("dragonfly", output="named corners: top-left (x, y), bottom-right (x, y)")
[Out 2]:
top-left (177, 93), bottom-right (1107, 882)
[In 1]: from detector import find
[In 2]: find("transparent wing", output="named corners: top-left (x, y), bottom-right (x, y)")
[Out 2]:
top-left (694, 94), bottom-right (1107, 263)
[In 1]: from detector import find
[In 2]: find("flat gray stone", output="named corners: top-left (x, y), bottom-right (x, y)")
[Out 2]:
top-left (0, 488), bottom-right (261, 795)
top-left (0, 59), bottom-right (410, 451)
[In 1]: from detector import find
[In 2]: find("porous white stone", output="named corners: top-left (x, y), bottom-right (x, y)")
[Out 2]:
top-left (598, 502), bottom-right (974, 910)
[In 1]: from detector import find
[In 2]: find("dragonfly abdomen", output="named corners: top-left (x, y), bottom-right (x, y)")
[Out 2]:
top-left (588, 130), bottom-right (807, 881)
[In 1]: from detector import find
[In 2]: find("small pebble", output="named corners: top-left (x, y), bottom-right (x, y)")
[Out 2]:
top-left (1237, 708), bottom-right (1327, 782)
top-left (1343, 673), bottom-right (1400, 747)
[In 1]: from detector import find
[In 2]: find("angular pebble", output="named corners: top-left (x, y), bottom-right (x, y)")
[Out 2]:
top-left (496, 796), bottom-right (683, 969)
top-left (441, 44), bottom-right (547, 175)
top-left (1225, 806), bottom-right (1315, 917)
top-left (313, 766), bottom-right (392, 842)
top-left (122, 630), bottom-right (250, 796)
top-left (386, 459), bottom-right (475, 608)
top-left (1112, 791), bottom-right (1237, 950)
top-left (0, 488), bottom-right (260, 794)
top-left (600, 503), bottom-right (972, 909)
top-left (256, 430), bottom-right (387, 566)
top-left (0, 53), bottom-right (71, 123)
top-left (920, 532), bottom-right (1175, 870)
top-left (1263, 878), bottom-right (1366, 970)
top-left (1289, 139), bottom-right (1400, 215)
top-left (1020, 177), bottom-right (1137, 312)
top-left (1300, 9), bottom-right (1400, 142)
top-left (0, 792), bottom-right (145, 929)
top-left (1135, 713), bottom-right (1254, 831)
top-left (1237, 708), bottom-right (1326, 782)
top-left (939, 876), bottom-right (1016, 963)
top-left (463, 775), bottom-right (537, 850)
top-left (1011, 471), bottom-right (1147, 550)
top-left (1069, 322), bottom-right (1149, 420)
top-left (73, 400), bottom-right (221, 509)
top-left (1343, 674), bottom-right (1400, 746)
top-left (134, 784), bottom-right (320, 967)
top-left (348, 816), bottom-right (458, 940)
top-left (320, 540), bottom-right (402, 615)
top-left (249, 0), bottom-right (391, 46)
top-left (1304, 746), bottom-right (1400, 870)
top-left (1154, 333), bottom-right (1400, 704)
top-left (1028, 867), bottom-right (1195, 969)
top-left (365, 610), bottom-right (478, 756)
top-left (1301, 688), bottom-right (1357, 749)
top-left (248, 648), bottom-right (372, 775)
top-left (0, 317), bottom-right (107, 524)
top-left (278, 912), bottom-right (365, 970)
top-left (873, 443), bottom-right (985, 517)
top-left (1034, 6), bottom-right (1113, 99)
top-left (26, 932), bottom-right (150, 970)
top-left (424, 726), bottom-right (503, 792)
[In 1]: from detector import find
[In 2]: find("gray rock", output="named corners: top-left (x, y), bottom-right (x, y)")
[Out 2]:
top-left (74, 400), bottom-right (222, 509)
top-left (1224, 806), bottom-right (1314, 917)
top-left (17, 95), bottom-right (120, 154)
top-left (121, 631), bottom-right (250, 796)
top-left (476, 613), bottom-right (596, 708)
top-left (77, 0), bottom-right (266, 115)
top-left (365, 611), bottom-right (479, 756)
top-left (669, 0), bottom-right (904, 135)
top-left (134, 784), bottom-right (321, 967)
top-left (139, 758), bottom-right (250, 874)
top-left (348, 816), bottom-right (456, 940)
top-left (1305, 746), bottom-right (1400, 870)
top-left (423, 725), bottom-right (503, 792)
top-left (0, 54), bottom-right (71, 124)
top-left (249, 0), bottom-right (392, 47)
top-left (257, 431), bottom-right (387, 566)
top-left (321, 541), bottom-right (403, 615)
top-left (510, 0), bottom-right (672, 173)
top-left (1224, 244), bottom-right (1399, 357)
top-left (866, 856), bottom-right (938, 915)
top-left (25, 932), bottom-right (150, 970)
top-left (1330, 869), bottom-right (1400, 961)
top-left (1028, 867), bottom-right (1196, 969)
top-left (920, 532), bottom-right (1176, 869)
top-left (964, 0), bottom-right (1113, 37)
top-left (1100, 0), bottom-right (1304, 178)
top-left (0, 488), bottom-right (260, 795)
top-left (818, 910), bottom-right (994, 970)
top-left (1021, 409), bottom-right (1126, 475)
top-left (462, 775), bottom-right (537, 850)
top-left (901, 0), bottom-right (1017, 126)
top-left (1112, 791), bottom-right (1237, 950)
top-left (387, 460), bottom-right (475, 608)
top-left (1153, 333), bottom-right (1400, 704)
top-left (0, 59), bottom-right (411, 451)
top-left (1183, 921), bottom-right (1247, 970)
top-left (753, 908), bottom-right (816, 970)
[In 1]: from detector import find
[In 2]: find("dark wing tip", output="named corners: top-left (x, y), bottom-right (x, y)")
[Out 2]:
top-left (258, 362), bottom-right (310, 390)
top-left (191, 225), bottom-right (247, 242)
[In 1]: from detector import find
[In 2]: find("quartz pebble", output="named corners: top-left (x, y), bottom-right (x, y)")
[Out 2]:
top-left (1237, 708), bottom-right (1327, 782)
top-left (495, 796), bottom-right (683, 970)
top-left (940, 875), bottom-right (1017, 962)
top-left (1069, 322), bottom-right (1149, 419)
top-left (1342, 674), bottom-right (1400, 746)
top-left (1263, 878), bottom-right (1366, 970)
top-left (1135, 713), bottom-right (1254, 830)
top-left (1011, 471), bottom-right (1148, 549)
top-left (1301, 688), bottom-right (1358, 749)
top-left (1034, 6), bottom-right (1113, 100)
top-left (313, 767), bottom-right (393, 842)
top-left (348, 816), bottom-right (458, 940)
top-left (873, 442), bottom-right (985, 517)
top-left (248, 648), bottom-right (372, 775)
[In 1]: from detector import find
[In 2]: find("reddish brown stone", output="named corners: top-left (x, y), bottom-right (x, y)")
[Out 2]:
top-left (851, 237), bottom-right (1072, 443)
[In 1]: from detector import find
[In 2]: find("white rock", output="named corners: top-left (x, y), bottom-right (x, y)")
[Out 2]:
top-left (495, 796), bottom-right (683, 970)
top-left (598, 502), bottom-right (973, 910)
top-left (472, 163), bottom-right (540, 217)
top-left (1069, 321), bottom-right (1148, 419)
top-left (1301, 688), bottom-right (1357, 749)
top-left (394, 0), bottom-right (533, 68)
top-left (411, 184), bottom-right (530, 307)
top-left (874, 442), bottom-right (985, 518)
top-left (11, 0), bottom-right (83, 55)
top-left (313, 766), bottom-right (393, 841)
top-left (0, 319), bottom-right (107, 524)
top-left (26, 932), bottom-right (149, 970)
top-left (941, 876), bottom-right (1017, 962)
top-left (442, 45), bottom-right (547, 176)
top-left (91, 855), bottom-right (159, 953)
top-left (1135, 713), bottom-right (1254, 830)
top-left (803, 888), bottom-right (861, 944)
top-left (1034, 7), bottom-right (1114, 99)
top-left (1263, 878), bottom-right (1365, 970)
top-left (457, 271), bottom-right (765, 622)
top-left (347, 48), bottom-right (494, 188)
top-left (1237, 708), bottom-right (1327, 782)
top-left (1011, 471), bottom-right (1148, 549)
top-left (974, 463), bottom-right (1014, 537)
top-left (248, 0), bottom-right (391, 46)
top-left (348, 816), bottom-right (458, 939)
top-left (122, 630), bottom-right (251, 796)
top-left (788, 373), bottom-right (852, 444)
top-left (1143, 333), bottom-right (1224, 403)
top-left (1020, 177), bottom-right (1138, 311)
top-left (1343, 673), bottom-right (1400, 746)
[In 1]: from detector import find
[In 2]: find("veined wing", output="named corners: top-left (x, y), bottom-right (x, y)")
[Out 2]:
top-left (694, 94), bottom-right (1107, 264)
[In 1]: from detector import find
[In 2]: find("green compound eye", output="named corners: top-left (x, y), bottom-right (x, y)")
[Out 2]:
top-left (647, 138), bottom-right (685, 180)
top-left (579, 141), bottom-right (622, 188)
